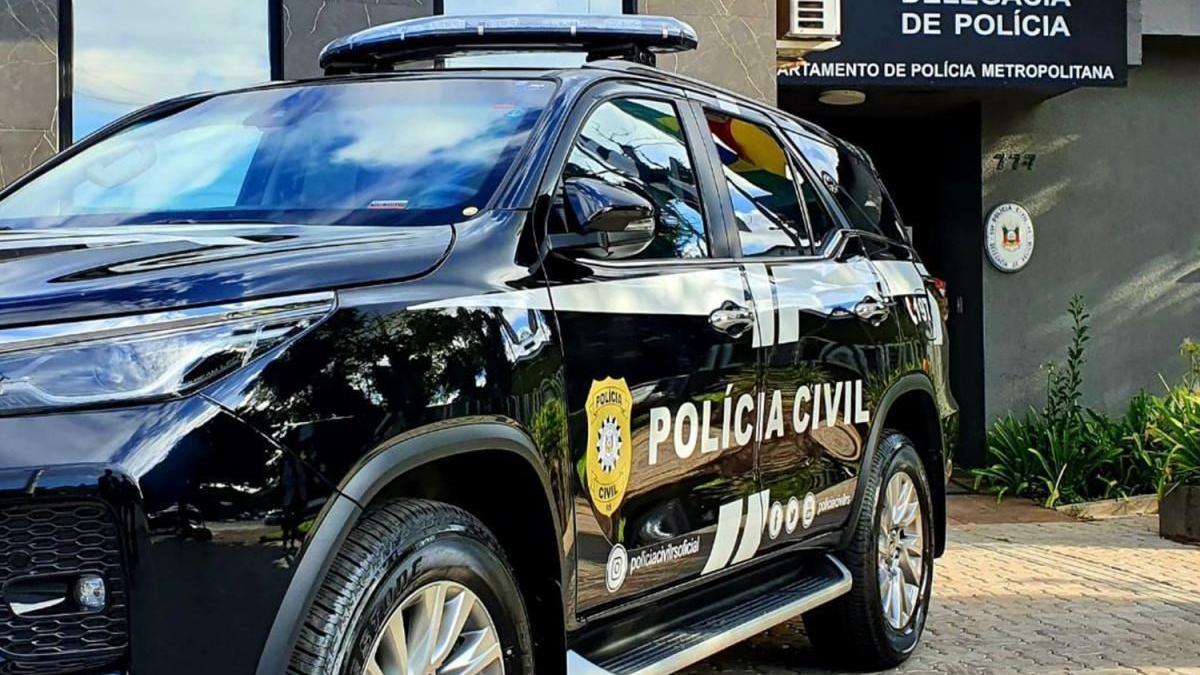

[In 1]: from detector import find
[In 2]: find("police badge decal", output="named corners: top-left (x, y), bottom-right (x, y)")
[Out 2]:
top-left (586, 378), bottom-right (633, 517)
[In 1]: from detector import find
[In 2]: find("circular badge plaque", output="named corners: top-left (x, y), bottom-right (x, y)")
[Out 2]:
top-left (985, 203), bottom-right (1035, 273)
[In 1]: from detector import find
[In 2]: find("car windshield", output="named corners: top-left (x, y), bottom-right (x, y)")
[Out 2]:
top-left (0, 78), bottom-right (556, 229)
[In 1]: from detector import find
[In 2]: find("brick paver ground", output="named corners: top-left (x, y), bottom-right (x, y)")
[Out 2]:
top-left (685, 500), bottom-right (1200, 674)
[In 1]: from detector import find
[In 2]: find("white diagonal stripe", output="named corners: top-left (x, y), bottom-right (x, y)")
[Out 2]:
top-left (730, 490), bottom-right (771, 565)
top-left (702, 498), bottom-right (744, 575)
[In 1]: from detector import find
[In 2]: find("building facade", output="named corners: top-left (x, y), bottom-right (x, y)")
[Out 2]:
top-left (1, 0), bottom-right (1197, 467)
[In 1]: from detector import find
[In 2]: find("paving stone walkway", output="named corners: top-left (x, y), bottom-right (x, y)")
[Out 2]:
top-left (685, 501), bottom-right (1200, 674)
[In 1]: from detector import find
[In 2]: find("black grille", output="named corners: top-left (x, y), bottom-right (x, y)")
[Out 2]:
top-left (0, 501), bottom-right (128, 674)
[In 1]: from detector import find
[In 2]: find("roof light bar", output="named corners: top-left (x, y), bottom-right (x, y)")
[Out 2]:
top-left (319, 14), bottom-right (699, 74)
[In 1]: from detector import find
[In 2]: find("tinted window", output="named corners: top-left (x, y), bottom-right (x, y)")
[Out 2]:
top-left (0, 79), bottom-right (555, 229)
top-left (797, 163), bottom-right (840, 248)
top-left (563, 98), bottom-right (707, 260)
top-left (72, 0), bottom-right (270, 142)
top-left (705, 111), bottom-right (810, 257)
top-left (788, 131), bottom-right (905, 243)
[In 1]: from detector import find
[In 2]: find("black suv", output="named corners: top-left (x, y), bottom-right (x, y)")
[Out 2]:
top-left (0, 15), bottom-right (955, 675)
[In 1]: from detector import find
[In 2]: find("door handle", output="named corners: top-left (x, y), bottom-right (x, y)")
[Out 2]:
top-left (854, 296), bottom-right (892, 325)
top-left (709, 301), bottom-right (755, 338)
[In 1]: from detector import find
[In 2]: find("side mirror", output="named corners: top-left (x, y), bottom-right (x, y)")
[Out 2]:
top-left (546, 177), bottom-right (656, 260)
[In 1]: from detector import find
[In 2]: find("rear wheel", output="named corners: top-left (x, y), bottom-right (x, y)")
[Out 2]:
top-left (877, 471), bottom-right (927, 634)
top-left (364, 580), bottom-right (504, 675)
top-left (288, 499), bottom-right (534, 675)
top-left (804, 431), bottom-right (934, 670)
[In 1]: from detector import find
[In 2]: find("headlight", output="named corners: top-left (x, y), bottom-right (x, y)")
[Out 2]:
top-left (0, 292), bottom-right (335, 414)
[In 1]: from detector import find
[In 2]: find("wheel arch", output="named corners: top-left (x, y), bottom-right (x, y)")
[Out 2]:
top-left (840, 374), bottom-right (948, 557)
top-left (255, 418), bottom-right (568, 675)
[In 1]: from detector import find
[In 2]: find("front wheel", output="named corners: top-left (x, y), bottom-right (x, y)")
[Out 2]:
top-left (804, 431), bottom-right (935, 670)
top-left (288, 499), bottom-right (534, 675)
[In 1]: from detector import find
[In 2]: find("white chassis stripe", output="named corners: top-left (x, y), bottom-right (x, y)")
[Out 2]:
top-left (729, 490), bottom-right (771, 565)
top-left (872, 260), bottom-right (925, 296)
top-left (743, 264), bottom-right (775, 349)
top-left (412, 268), bottom-right (745, 316)
top-left (702, 498), bottom-right (744, 575)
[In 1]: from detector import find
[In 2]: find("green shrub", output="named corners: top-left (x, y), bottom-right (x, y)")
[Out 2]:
top-left (1147, 385), bottom-right (1200, 491)
top-left (1095, 393), bottom-right (1166, 498)
top-left (972, 412), bottom-right (1041, 501)
top-left (1043, 295), bottom-right (1089, 429)
top-left (974, 296), bottom-right (1117, 507)
top-left (973, 297), bottom-right (1199, 507)
top-left (1181, 338), bottom-right (1200, 391)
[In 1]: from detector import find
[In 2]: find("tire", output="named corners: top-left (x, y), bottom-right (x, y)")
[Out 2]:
top-left (804, 431), bottom-right (935, 670)
top-left (288, 499), bottom-right (535, 675)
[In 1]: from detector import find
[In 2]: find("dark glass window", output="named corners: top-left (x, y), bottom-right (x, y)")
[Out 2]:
top-left (704, 111), bottom-right (810, 257)
top-left (72, 0), bottom-right (271, 142)
top-left (796, 162), bottom-right (840, 248)
top-left (788, 131), bottom-right (906, 243)
top-left (563, 98), bottom-right (708, 260)
top-left (0, 79), bottom-right (555, 229)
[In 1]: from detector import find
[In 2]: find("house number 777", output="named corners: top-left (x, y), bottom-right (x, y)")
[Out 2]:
top-left (993, 153), bottom-right (1037, 171)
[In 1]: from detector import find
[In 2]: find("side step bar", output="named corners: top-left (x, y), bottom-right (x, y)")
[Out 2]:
top-left (569, 554), bottom-right (852, 675)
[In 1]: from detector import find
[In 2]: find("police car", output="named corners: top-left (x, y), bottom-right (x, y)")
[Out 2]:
top-left (0, 14), bottom-right (955, 675)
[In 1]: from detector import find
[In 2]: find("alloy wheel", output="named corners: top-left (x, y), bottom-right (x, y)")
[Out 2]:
top-left (363, 581), bottom-right (504, 675)
top-left (876, 471), bottom-right (925, 631)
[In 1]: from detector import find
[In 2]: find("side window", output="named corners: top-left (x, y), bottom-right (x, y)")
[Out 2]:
top-left (703, 111), bottom-right (809, 257)
top-left (794, 161), bottom-right (840, 251)
top-left (783, 132), bottom-right (845, 248)
top-left (562, 98), bottom-right (708, 260)
top-left (789, 131), bottom-right (906, 244)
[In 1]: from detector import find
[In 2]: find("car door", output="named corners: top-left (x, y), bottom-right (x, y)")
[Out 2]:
top-left (689, 100), bottom-right (890, 553)
top-left (783, 131), bottom-right (941, 416)
top-left (540, 85), bottom-right (761, 613)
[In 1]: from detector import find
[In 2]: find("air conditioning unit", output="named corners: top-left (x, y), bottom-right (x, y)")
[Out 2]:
top-left (786, 0), bottom-right (841, 39)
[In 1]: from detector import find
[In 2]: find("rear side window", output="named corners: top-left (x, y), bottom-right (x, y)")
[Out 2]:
top-left (794, 160), bottom-right (840, 250)
top-left (703, 111), bottom-right (810, 257)
top-left (787, 131), bottom-right (906, 243)
top-left (563, 98), bottom-right (707, 260)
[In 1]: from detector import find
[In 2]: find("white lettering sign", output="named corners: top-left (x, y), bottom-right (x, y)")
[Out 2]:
top-left (647, 380), bottom-right (872, 465)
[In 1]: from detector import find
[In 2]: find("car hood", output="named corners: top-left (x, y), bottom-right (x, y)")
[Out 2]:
top-left (0, 223), bottom-right (454, 326)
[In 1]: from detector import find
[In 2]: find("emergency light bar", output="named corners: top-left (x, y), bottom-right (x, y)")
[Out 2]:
top-left (319, 14), bottom-right (699, 74)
